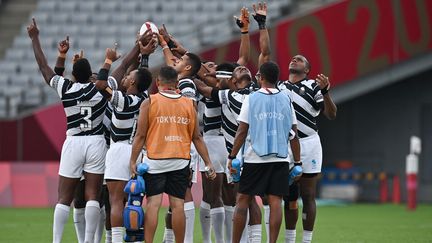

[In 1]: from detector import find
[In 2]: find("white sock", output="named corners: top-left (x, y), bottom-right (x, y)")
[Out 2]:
top-left (263, 205), bottom-right (270, 243)
top-left (210, 207), bottom-right (225, 243)
top-left (73, 207), bottom-right (86, 243)
top-left (94, 206), bottom-right (105, 243)
top-left (53, 203), bottom-right (70, 243)
top-left (184, 202), bottom-right (195, 243)
top-left (163, 228), bottom-right (174, 243)
top-left (224, 205), bottom-right (235, 243)
top-left (105, 230), bottom-right (112, 243)
top-left (111, 227), bottom-right (123, 243)
top-left (200, 201), bottom-right (212, 243)
top-left (84, 200), bottom-right (100, 243)
top-left (303, 230), bottom-right (313, 243)
top-left (249, 224), bottom-right (262, 243)
top-left (285, 229), bottom-right (296, 243)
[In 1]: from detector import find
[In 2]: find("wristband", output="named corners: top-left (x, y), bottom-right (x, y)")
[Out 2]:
top-left (139, 54), bottom-right (149, 68)
top-left (104, 59), bottom-right (113, 65)
top-left (253, 14), bottom-right (266, 29)
top-left (54, 66), bottom-right (65, 76)
top-left (241, 31), bottom-right (249, 34)
top-left (97, 68), bottom-right (109, 81)
top-left (228, 154), bottom-right (236, 160)
top-left (162, 45), bottom-right (169, 50)
top-left (58, 53), bottom-right (66, 58)
top-left (321, 85), bottom-right (329, 95)
top-left (167, 39), bottom-right (177, 49)
top-left (294, 161), bottom-right (302, 166)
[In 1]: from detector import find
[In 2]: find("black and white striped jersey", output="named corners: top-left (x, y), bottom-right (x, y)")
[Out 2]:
top-left (108, 76), bottom-right (148, 144)
top-left (278, 79), bottom-right (324, 138)
top-left (211, 87), bottom-right (252, 153)
top-left (202, 97), bottom-right (222, 136)
top-left (103, 103), bottom-right (112, 146)
top-left (50, 75), bottom-right (107, 136)
top-left (178, 78), bottom-right (201, 101)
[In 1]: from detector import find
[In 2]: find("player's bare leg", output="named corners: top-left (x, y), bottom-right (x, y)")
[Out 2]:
top-left (73, 180), bottom-right (86, 243)
top-left (54, 176), bottom-right (80, 243)
top-left (267, 195), bottom-right (283, 243)
top-left (284, 183), bottom-right (299, 243)
top-left (106, 180), bottom-right (127, 243)
top-left (261, 195), bottom-right (270, 243)
top-left (203, 173), bottom-right (224, 242)
top-left (144, 194), bottom-right (163, 243)
top-left (299, 174), bottom-right (318, 243)
top-left (169, 195), bottom-right (186, 243)
top-left (232, 193), bottom-right (252, 243)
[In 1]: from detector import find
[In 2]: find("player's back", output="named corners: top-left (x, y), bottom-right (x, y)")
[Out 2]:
top-left (50, 75), bottom-right (107, 136)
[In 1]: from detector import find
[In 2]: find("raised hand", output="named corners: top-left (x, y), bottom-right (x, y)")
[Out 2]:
top-left (158, 24), bottom-right (171, 44)
top-left (27, 18), bottom-right (39, 40)
top-left (252, 2), bottom-right (267, 29)
top-left (170, 37), bottom-right (187, 56)
top-left (58, 36), bottom-right (70, 54)
top-left (315, 73), bottom-right (330, 91)
top-left (138, 29), bottom-right (154, 47)
top-left (138, 38), bottom-right (157, 55)
top-left (234, 7), bottom-right (250, 32)
top-left (72, 50), bottom-right (84, 64)
top-left (105, 43), bottom-right (121, 62)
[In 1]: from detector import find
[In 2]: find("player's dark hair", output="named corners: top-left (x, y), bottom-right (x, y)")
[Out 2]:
top-left (259, 61), bottom-right (280, 84)
top-left (158, 66), bottom-right (178, 84)
top-left (215, 62), bottom-right (236, 72)
top-left (185, 52), bottom-right (201, 77)
top-left (72, 58), bottom-right (92, 83)
top-left (135, 68), bottom-right (153, 93)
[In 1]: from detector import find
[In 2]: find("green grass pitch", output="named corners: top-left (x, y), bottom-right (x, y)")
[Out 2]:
top-left (0, 204), bottom-right (431, 242)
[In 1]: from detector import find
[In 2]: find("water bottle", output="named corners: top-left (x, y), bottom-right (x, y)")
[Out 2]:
top-left (136, 163), bottom-right (149, 193)
top-left (137, 163), bottom-right (149, 175)
top-left (289, 165), bottom-right (303, 185)
top-left (231, 159), bottom-right (242, 183)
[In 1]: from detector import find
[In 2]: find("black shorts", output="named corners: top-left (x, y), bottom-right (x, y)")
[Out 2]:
top-left (239, 162), bottom-right (290, 197)
top-left (144, 165), bottom-right (190, 200)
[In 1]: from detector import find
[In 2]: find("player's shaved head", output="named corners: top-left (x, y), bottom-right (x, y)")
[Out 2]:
top-left (158, 66), bottom-right (178, 84)
top-left (72, 58), bottom-right (92, 83)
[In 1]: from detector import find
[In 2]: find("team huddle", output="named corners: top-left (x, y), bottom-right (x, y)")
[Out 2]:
top-left (27, 2), bottom-right (337, 243)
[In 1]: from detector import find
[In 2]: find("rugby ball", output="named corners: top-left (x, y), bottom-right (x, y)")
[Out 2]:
top-left (139, 21), bottom-right (159, 35)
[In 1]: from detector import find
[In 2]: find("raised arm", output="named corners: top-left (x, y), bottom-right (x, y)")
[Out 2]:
top-left (27, 18), bottom-right (55, 84)
top-left (111, 30), bottom-right (153, 84)
top-left (129, 99), bottom-right (150, 176)
top-left (193, 78), bottom-right (214, 99)
top-left (235, 7), bottom-right (251, 66)
top-left (54, 36), bottom-right (69, 76)
top-left (159, 24), bottom-right (187, 58)
top-left (253, 2), bottom-right (271, 67)
top-left (95, 46), bottom-right (121, 99)
top-left (315, 74), bottom-right (337, 120)
top-left (158, 32), bottom-right (177, 67)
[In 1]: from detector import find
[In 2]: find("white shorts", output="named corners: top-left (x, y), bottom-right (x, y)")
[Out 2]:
top-left (104, 141), bottom-right (133, 181)
top-left (59, 135), bottom-right (107, 178)
top-left (199, 135), bottom-right (228, 173)
top-left (289, 133), bottom-right (323, 173)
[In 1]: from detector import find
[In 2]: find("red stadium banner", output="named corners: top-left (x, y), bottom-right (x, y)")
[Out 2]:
top-left (200, 0), bottom-right (432, 87)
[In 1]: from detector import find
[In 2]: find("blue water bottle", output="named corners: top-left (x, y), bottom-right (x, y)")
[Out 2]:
top-left (136, 163), bottom-right (149, 192)
top-left (231, 159), bottom-right (242, 183)
top-left (289, 165), bottom-right (303, 185)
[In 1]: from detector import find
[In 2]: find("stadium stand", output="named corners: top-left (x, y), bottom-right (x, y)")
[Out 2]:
top-left (0, 0), bottom-right (294, 118)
